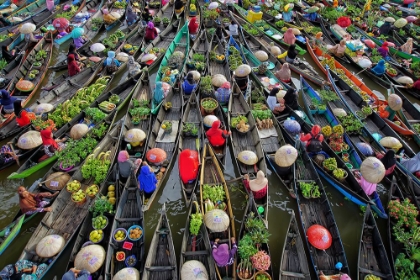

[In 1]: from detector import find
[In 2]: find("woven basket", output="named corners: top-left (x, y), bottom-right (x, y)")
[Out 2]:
top-left (201, 97), bottom-right (218, 114)
top-left (254, 270), bottom-right (271, 280)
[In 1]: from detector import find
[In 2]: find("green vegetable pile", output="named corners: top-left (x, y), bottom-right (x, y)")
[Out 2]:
top-left (251, 109), bottom-right (271, 120)
top-left (91, 123), bottom-right (109, 138)
top-left (332, 168), bottom-right (347, 179)
top-left (189, 212), bottom-right (203, 236)
top-left (323, 157), bottom-right (337, 171)
top-left (318, 89), bottom-right (338, 102)
top-left (299, 21), bottom-right (321, 36)
top-left (337, 114), bottom-right (364, 134)
top-left (299, 181), bottom-right (320, 198)
top-left (231, 115), bottom-right (248, 128)
top-left (202, 184), bottom-right (225, 202)
top-left (412, 123), bottom-right (420, 134)
top-left (199, 75), bottom-right (213, 94)
top-left (55, 5), bottom-right (78, 19)
top-left (58, 136), bottom-right (98, 168)
top-left (81, 151), bottom-right (111, 183)
top-left (243, 23), bottom-right (260, 36)
top-left (228, 46), bottom-right (243, 72)
top-left (113, 1), bottom-right (126, 8)
top-left (85, 107), bottom-right (107, 123)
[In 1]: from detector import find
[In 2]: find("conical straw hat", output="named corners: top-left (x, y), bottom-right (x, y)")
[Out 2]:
top-left (360, 157), bottom-right (385, 183)
top-left (275, 144), bottom-right (298, 167)
top-left (125, 128), bottom-right (146, 143)
top-left (237, 150), bottom-right (258, 165)
top-left (204, 209), bottom-right (230, 232)
top-left (388, 94), bottom-right (402, 111)
top-left (74, 244), bottom-right (106, 273)
top-left (114, 267), bottom-right (140, 280)
top-left (36, 234), bottom-right (65, 257)
top-left (17, 130), bottom-right (42, 149)
top-left (181, 260), bottom-right (209, 279)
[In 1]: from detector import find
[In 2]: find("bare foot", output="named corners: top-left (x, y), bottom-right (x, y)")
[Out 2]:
top-left (44, 207), bottom-right (52, 212)
top-left (214, 238), bottom-right (220, 244)
top-left (231, 237), bottom-right (236, 244)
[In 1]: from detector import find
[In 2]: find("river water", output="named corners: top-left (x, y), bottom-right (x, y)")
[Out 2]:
top-left (0, 27), bottom-right (418, 279)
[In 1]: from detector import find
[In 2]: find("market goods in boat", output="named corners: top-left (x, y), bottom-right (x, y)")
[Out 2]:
top-left (66, 180), bottom-right (81, 192)
top-left (128, 226), bottom-right (143, 240)
top-left (114, 229), bottom-right (127, 241)
top-left (89, 229), bottom-right (104, 243)
top-left (71, 189), bottom-right (86, 202)
top-left (92, 216), bottom-right (107, 229)
top-left (86, 184), bottom-right (99, 196)
top-left (116, 251), bottom-right (125, 261)
top-left (364, 275), bottom-right (380, 280)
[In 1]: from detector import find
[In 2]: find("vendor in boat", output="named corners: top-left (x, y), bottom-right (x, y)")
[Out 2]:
top-left (215, 24), bottom-right (227, 42)
top-left (277, 44), bottom-right (298, 64)
top-left (127, 56), bottom-right (142, 78)
top-left (410, 78), bottom-right (420, 91)
top-left (18, 186), bottom-right (58, 214)
top-left (215, 81), bottom-right (231, 105)
top-left (282, 3), bottom-right (294, 23)
top-left (182, 72), bottom-right (198, 95)
top-left (212, 237), bottom-right (237, 268)
top-left (0, 260), bottom-right (48, 280)
top-left (24, 31), bottom-right (39, 48)
top-left (267, 88), bottom-right (285, 115)
top-left (14, 100), bottom-right (35, 127)
top-left (283, 28), bottom-right (296, 45)
top-left (377, 150), bottom-right (397, 177)
top-left (67, 54), bottom-right (81, 77)
top-left (126, 6), bottom-right (138, 26)
top-left (243, 171), bottom-right (268, 199)
top-left (72, 34), bottom-right (86, 50)
top-left (371, 59), bottom-right (386, 76)
top-left (141, 7), bottom-right (153, 25)
top-left (300, 124), bottom-right (324, 153)
top-left (46, 0), bottom-right (55, 11)
top-left (311, 32), bottom-right (324, 47)
top-left (0, 145), bottom-right (17, 165)
top-left (0, 89), bottom-right (18, 115)
top-left (138, 162), bottom-right (157, 197)
top-left (103, 51), bottom-right (121, 74)
top-left (206, 119), bottom-right (231, 148)
top-left (153, 81), bottom-right (169, 105)
top-left (118, 150), bottom-right (142, 183)
top-left (328, 40), bottom-right (347, 58)
top-left (174, 0), bottom-right (185, 15)
top-left (282, 87), bottom-right (299, 111)
top-left (400, 152), bottom-right (420, 176)
top-left (41, 128), bottom-right (66, 157)
top-left (233, 74), bottom-right (248, 91)
top-left (379, 20), bottom-right (393, 36)
top-left (62, 268), bottom-right (91, 280)
top-left (68, 44), bottom-right (82, 63)
top-left (188, 16), bottom-right (199, 35)
top-left (400, 38), bottom-right (413, 54)
top-left (228, 20), bottom-right (239, 37)
top-left (377, 41), bottom-right (389, 58)
top-left (144, 21), bottom-right (158, 42)
top-left (275, 63), bottom-right (291, 83)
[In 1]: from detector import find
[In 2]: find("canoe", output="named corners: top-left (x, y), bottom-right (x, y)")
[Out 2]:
top-left (179, 193), bottom-right (216, 280)
top-left (142, 77), bottom-right (183, 211)
top-left (394, 86), bottom-right (420, 147)
top-left (237, 194), bottom-right (273, 279)
top-left (200, 143), bottom-right (237, 279)
top-left (226, 35), bottom-right (251, 96)
top-left (293, 140), bottom-right (350, 276)
top-left (16, 121), bottom-right (121, 279)
top-left (104, 177), bottom-right (145, 279)
top-left (0, 127), bottom-right (34, 171)
top-left (152, 20), bottom-right (189, 114)
top-left (0, 33), bottom-right (53, 131)
top-left (279, 211), bottom-right (311, 280)
top-left (148, 1), bottom-right (175, 24)
top-left (185, 0), bottom-right (200, 41)
top-left (228, 83), bottom-right (267, 177)
top-left (178, 92), bottom-right (204, 207)
top-left (102, 0), bottom-right (127, 30)
top-left (207, 33), bottom-right (230, 81)
top-left (358, 205), bottom-right (394, 279)
top-left (142, 203), bottom-right (177, 280)
top-left (0, 214), bottom-right (25, 255)
top-left (3, 0), bottom-right (51, 29)
top-left (262, 14), bottom-right (308, 48)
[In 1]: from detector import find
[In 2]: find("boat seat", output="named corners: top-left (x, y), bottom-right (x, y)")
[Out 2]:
top-left (145, 266), bottom-right (176, 272)
top-left (116, 217), bottom-right (141, 222)
top-left (340, 90), bottom-right (349, 94)
top-left (358, 268), bottom-right (392, 279)
top-left (280, 271), bottom-right (309, 278)
top-left (175, 43), bottom-right (187, 47)
top-left (182, 250), bottom-right (209, 256)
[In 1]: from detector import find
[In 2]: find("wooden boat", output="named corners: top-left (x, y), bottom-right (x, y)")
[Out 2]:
top-left (228, 83), bottom-right (267, 177)
top-left (142, 203), bottom-right (177, 280)
top-left (279, 211), bottom-right (311, 280)
top-left (178, 92), bottom-right (204, 206)
top-left (105, 178), bottom-right (145, 280)
top-left (148, 1), bottom-right (175, 25)
top-left (358, 205), bottom-right (394, 279)
top-left (299, 76), bottom-right (388, 218)
top-left (142, 79), bottom-right (183, 211)
top-left (179, 193), bottom-right (216, 280)
top-left (226, 35), bottom-right (251, 96)
top-left (394, 86), bottom-right (420, 147)
top-left (181, 29), bottom-right (208, 89)
top-left (0, 33), bottom-right (53, 131)
top-left (151, 20), bottom-right (189, 114)
top-left (185, 0), bottom-right (200, 41)
top-left (200, 143), bottom-right (236, 279)
top-left (0, 0), bottom-right (37, 15)
top-left (3, 0), bottom-right (52, 29)
top-left (0, 214), bottom-right (25, 255)
top-left (16, 122), bottom-right (121, 278)
top-left (0, 127), bottom-right (34, 171)
top-left (293, 140), bottom-right (350, 277)
top-left (102, 0), bottom-right (127, 30)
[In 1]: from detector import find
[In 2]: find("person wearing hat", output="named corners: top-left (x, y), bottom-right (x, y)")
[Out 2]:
top-left (62, 268), bottom-right (91, 280)
top-left (304, 7), bottom-right (319, 22)
top-left (215, 81), bottom-right (231, 105)
top-left (127, 55), bottom-right (142, 78)
top-left (0, 260), bottom-right (48, 280)
top-left (182, 72), bottom-right (198, 95)
top-left (266, 88), bottom-right (285, 115)
top-left (282, 3), bottom-right (294, 22)
top-left (126, 5), bottom-right (138, 26)
top-left (243, 171), bottom-right (268, 199)
top-left (188, 16), bottom-right (199, 34)
top-left (212, 237), bottom-right (237, 267)
top-left (206, 119), bottom-right (231, 147)
top-left (17, 186), bottom-right (58, 215)
top-left (328, 40), bottom-right (347, 58)
top-left (67, 54), bottom-right (81, 77)
top-left (400, 38), bottom-right (413, 54)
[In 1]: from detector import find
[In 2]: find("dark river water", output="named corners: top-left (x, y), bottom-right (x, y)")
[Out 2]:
top-left (0, 26), bottom-right (418, 279)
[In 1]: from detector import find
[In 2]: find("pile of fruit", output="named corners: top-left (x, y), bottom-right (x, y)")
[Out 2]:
top-left (114, 229), bottom-right (127, 242)
top-left (71, 190), bottom-right (86, 203)
top-left (66, 180), bottom-right (81, 193)
top-left (92, 215), bottom-right (108, 229)
top-left (107, 185), bottom-right (116, 205)
top-left (129, 226), bottom-right (143, 240)
top-left (99, 101), bottom-right (116, 112)
top-left (86, 184), bottom-right (99, 197)
top-left (321, 125), bottom-right (332, 137)
top-left (320, 57), bottom-right (337, 72)
top-left (89, 229), bottom-right (104, 243)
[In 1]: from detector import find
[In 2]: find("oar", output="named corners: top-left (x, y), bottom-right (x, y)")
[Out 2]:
top-left (7, 142), bottom-right (19, 166)
top-left (196, 138), bottom-right (201, 165)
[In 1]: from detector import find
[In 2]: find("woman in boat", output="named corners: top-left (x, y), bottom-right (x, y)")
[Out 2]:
top-left (378, 149), bottom-right (397, 176)
top-left (243, 171), bottom-right (268, 199)
top-left (72, 33), bottom-right (86, 50)
top-left (40, 128), bottom-right (66, 157)
top-left (182, 72), bottom-right (197, 95)
top-left (215, 81), bottom-right (231, 105)
top-left (14, 100), bottom-right (35, 127)
top-left (103, 51), bottom-right (121, 74)
top-left (62, 268), bottom-right (91, 280)
top-left (379, 21), bottom-right (393, 36)
top-left (411, 78), bottom-right (420, 91)
top-left (282, 3), bottom-right (294, 22)
top-left (68, 43), bottom-right (81, 63)
top-left (188, 16), bottom-right (199, 34)
top-left (127, 56), bottom-right (142, 78)
top-left (275, 63), bottom-right (291, 83)
top-left (206, 119), bottom-right (231, 148)
top-left (311, 32), bottom-right (324, 47)
top-left (18, 186), bottom-right (58, 215)
top-left (400, 152), bottom-right (420, 175)
top-left (0, 145), bottom-right (17, 165)
top-left (0, 260), bottom-right (48, 280)
top-left (215, 24), bottom-right (226, 42)
top-left (266, 88), bottom-right (285, 115)
top-left (371, 59), bottom-right (386, 76)
top-left (212, 237), bottom-right (237, 268)
top-left (153, 81), bottom-right (170, 105)
top-left (174, 0), bottom-right (185, 15)
top-left (283, 28), bottom-right (296, 45)
top-left (328, 40), bottom-right (347, 58)
top-left (233, 74), bottom-right (248, 91)
top-left (24, 31), bottom-right (39, 49)
top-left (126, 6), bottom-right (138, 26)
top-left (118, 150), bottom-right (142, 182)
top-left (0, 89), bottom-right (18, 114)
top-left (144, 21), bottom-right (158, 42)
top-left (46, 0), bottom-right (55, 11)
top-left (67, 54), bottom-right (81, 77)
top-left (300, 124), bottom-right (324, 153)
top-left (400, 37), bottom-right (413, 54)
top-left (228, 20), bottom-right (238, 37)
top-left (278, 44), bottom-right (298, 64)
top-left (141, 7), bottom-right (152, 25)
top-left (138, 162), bottom-right (157, 197)
top-left (283, 87), bottom-right (298, 111)
top-left (377, 41), bottom-right (389, 58)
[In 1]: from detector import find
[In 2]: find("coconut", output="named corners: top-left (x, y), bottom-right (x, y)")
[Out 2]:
top-left (211, 74), bottom-right (227, 87)
top-left (270, 42), bottom-right (282, 56)
top-left (254, 50), bottom-right (268, 62)
top-left (44, 172), bottom-right (71, 190)
top-left (140, 53), bottom-right (157, 63)
top-left (235, 64), bottom-right (252, 78)
top-left (116, 52), bottom-right (129, 62)
top-left (396, 76), bottom-right (414, 85)
top-left (379, 136), bottom-right (402, 150)
top-left (70, 123), bottom-right (89, 140)
top-left (388, 94), bottom-right (402, 111)
top-left (333, 108), bottom-right (347, 117)
top-left (203, 115), bottom-right (219, 128)
top-left (292, 28), bottom-right (301, 35)
top-left (189, 70), bottom-right (201, 81)
top-left (34, 103), bottom-right (54, 114)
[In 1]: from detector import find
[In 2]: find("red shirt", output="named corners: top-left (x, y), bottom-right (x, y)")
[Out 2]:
top-left (16, 110), bottom-right (34, 127)
top-left (413, 80), bottom-right (420, 90)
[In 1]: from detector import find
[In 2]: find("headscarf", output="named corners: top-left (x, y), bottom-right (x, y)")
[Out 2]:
top-left (175, 0), bottom-right (184, 10)
top-left (379, 21), bottom-right (391, 35)
top-left (126, 6), bottom-right (137, 23)
top-left (206, 120), bottom-right (227, 147)
top-left (0, 89), bottom-right (14, 106)
top-left (269, 87), bottom-right (279, 96)
top-left (153, 81), bottom-right (164, 104)
top-left (105, 51), bottom-right (116, 66)
top-left (381, 41), bottom-right (389, 51)
top-left (127, 56), bottom-right (141, 74)
top-left (400, 152), bottom-right (420, 173)
top-left (40, 128), bottom-right (58, 148)
top-left (188, 17), bottom-right (199, 33)
top-left (118, 150), bottom-right (129, 162)
top-left (221, 81), bottom-right (230, 89)
top-left (68, 43), bottom-right (77, 59)
top-left (212, 243), bottom-right (229, 266)
top-left (147, 21), bottom-right (154, 29)
top-left (138, 165), bottom-right (157, 193)
top-left (311, 124), bottom-right (321, 136)
top-left (372, 59), bottom-right (385, 76)
top-left (401, 38), bottom-right (413, 54)
top-left (380, 150), bottom-right (396, 169)
top-left (67, 54), bottom-right (80, 76)
top-left (287, 44), bottom-right (297, 60)
top-left (283, 88), bottom-right (298, 109)
top-left (249, 170), bottom-right (268, 191)
top-left (186, 72), bottom-right (194, 83)
top-left (283, 28), bottom-right (296, 45)
top-left (13, 100), bottom-right (22, 117)
top-left (275, 63), bottom-right (291, 81)
top-left (315, 32), bottom-right (322, 39)
top-left (18, 186), bottom-right (38, 214)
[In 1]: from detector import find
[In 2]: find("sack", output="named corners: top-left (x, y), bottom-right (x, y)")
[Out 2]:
top-left (307, 134), bottom-right (322, 153)
top-left (106, 59), bottom-right (118, 74)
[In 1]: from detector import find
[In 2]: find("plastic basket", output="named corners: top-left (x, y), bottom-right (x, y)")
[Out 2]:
top-left (89, 230), bottom-right (104, 244)
top-left (92, 216), bottom-right (109, 230)
top-left (112, 228), bottom-right (127, 243)
top-left (127, 225), bottom-right (144, 241)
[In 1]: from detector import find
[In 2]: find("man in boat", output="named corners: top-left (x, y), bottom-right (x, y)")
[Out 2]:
top-left (0, 260), bottom-right (48, 280)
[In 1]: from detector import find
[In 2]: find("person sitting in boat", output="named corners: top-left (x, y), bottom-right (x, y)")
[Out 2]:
top-left (18, 186), bottom-right (58, 215)
top-left (0, 145), bottom-right (17, 165)
top-left (267, 88), bottom-right (285, 115)
top-left (243, 171), bottom-right (268, 199)
top-left (212, 237), bottom-right (237, 268)
top-left (103, 51), bottom-right (121, 74)
top-left (233, 74), bottom-right (248, 91)
top-left (206, 119), bottom-right (231, 148)
top-left (377, 41), bottom-right (389, 58)
top-left (282, 87), bottom-right (299, 111)
top-left (24, 31), bottom-right (39, 47)
top-left (138, 162), bottom-right (157, 197)
top-left (0, 260), bottom-right (48, 280)
top-left (46, 0), bottom-right (55, 11)
top-left (144, 21), bottom-right (158, 42)
top-left (304, 9), bottom-right (319, 22)
top-left (141, 7), bottom-right (153, 25)
top-left (277, 44), bottom-right (298, 64)
top-left (215, 24), bottom-right (227, 42)
top-left (376, 150), bottom-right (397, 177)
top-left (68, 43), bottom-right (82, 64)
top-left (311, 32), bottom-right (324, 47)
top-left (127, 56), bottom-right (142, 78)
top-left (215, 81), bottom-right (231, 105)
top-left (188, 16), bottom-right (199, 35)
top-left (283, 28), bottom-right (296, 45)
top-left (174, 0), bottom-right (185, 15)
top-left (371, 59), bottom-right (386, 76)
top-left (275, 63), bottom-right (291, 83)
top-left (400, 38), bottom-right (413, 54)
top-left (41, 128), bottom-right (66, 158)
top-left (62, 268), bottom-right (91, 280)
top-left (0, 89), bottom-right (18, 115)
top-left (67, 54), bottom-right (81, 77)
top-left (126, 6), bottom-right (138, 26)
top-left (14, 100), bottom-right (35, 127)
top-left (118, 150), bottom-right (142, 183)
top-left (410, 78), bottom-right (420, 91)
top-left (328, 40), bottom-right (347, 58)
top-left (72, 34), bottom-right (86, 50)
top-left (153, 81), bottom-right (170, 106)
top-left (282, 3), bottom-right (294, 23)
top-left (228, 20), bottom-right (238, 37)
top-left (300, 124), bottom-right (324, 153)
top-left (182, 72), bottom-right (197, 95)
top-left (379, 20), bottom-right (393, 36)
top-left (400, 152), bottom-right (420, 176)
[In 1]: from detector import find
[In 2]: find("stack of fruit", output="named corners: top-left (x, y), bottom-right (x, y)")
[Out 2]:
top-left (107, 185), bottom-right (116, 205)
top-left (92, 215), bottom-right (108, 229)
top-left (128, 226), bottom-right (143, 241)
top-left (89, 229), bottom-right (104, 243)
top-left (71, 190), bottom-right (86, 204)
top-left (113, 229), bottom-right (127, 242)
top-left (66, 180), bottom-right (81, 193)
top-left (86, 184), bottom-right (99, 198)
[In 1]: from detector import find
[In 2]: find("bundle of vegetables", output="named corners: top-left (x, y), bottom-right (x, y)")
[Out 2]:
top-left (318, 89), bottom-right (338, 102)
top-left (204, 199), bottom-right (226, 211)
top-left (299, 21), bottom-right (321, 35)
top-left (243, 23), bottom-right (260, 36)
top-left (99, 101), bottom-right (116, 112)
top-left (31, 118), bottom-right (55, 131)
top-left (323, 157), bottom-right (337, 171)
top-left (231, 115), bottom-right (248, 128)
top-left (48, 77), bottom-right (110, 127)
top-left (91, 123), bottom-right (109, 138)
top-left (55, 5), bottom-right (78, 19)
top-left (338, 114), bottom-right (364, 134)
top-left (413, 123), bottom-right (420, 134)
top-left (237, 259), bottom-right (254, 279)
top-left (252, 110), bottom-right (273, 130)
top-left (320, 57), bottom-right (337, 72)
top-left (228, 46), bottom-right (243, 71)
top-left (238, 234), bottom-right (258, 259)
top-left (189, 212), bottom-right (203, 236)
top-left (81, 151), bottom-right (111, 183)
top-left (113, 1), bottom-right (126, 8)
top-left (85, 107), bottom-right (107, 123)
top-left (202, 184), bottom-right (225, 203)
top-left (58, 136), bottom-right (98, 169)
top-left (200, 75), bottom-right (213, 93)
top-left (251, 250), bottom-right (271, 271)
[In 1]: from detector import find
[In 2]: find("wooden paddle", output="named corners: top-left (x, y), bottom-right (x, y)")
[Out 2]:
top-left (7, 142), bottom-right (19, 166)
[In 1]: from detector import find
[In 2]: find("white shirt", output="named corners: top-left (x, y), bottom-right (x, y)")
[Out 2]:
top-left (229, 24), bottom-right (238, 36)
top-left (267, 96), bottom-right (278, 111)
